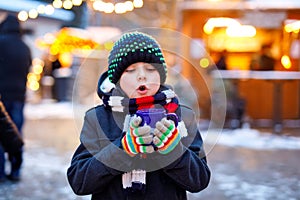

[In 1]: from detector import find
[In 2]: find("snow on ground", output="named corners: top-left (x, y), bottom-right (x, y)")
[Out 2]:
top-left (0, 139), bottom-right (90, 200)
top-left (25, 102), bottom-right (300, 150)
top-left (24, 102), bottom-right (74, 119)
top-left (202, 128), bottom-right (300, 150)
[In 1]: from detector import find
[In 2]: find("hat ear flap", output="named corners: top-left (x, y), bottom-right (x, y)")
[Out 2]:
top-left (97, 71), bottom-right (108, 98)
top-left (97, 71), bottom-right (115, 98)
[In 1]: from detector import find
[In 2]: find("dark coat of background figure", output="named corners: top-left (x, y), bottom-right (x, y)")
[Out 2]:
top-left (0, 99), bottom-right (24, 181)
top-left (0, 14), bottom-right (31, 181)
top-left (250, 44), bottom-right (275, 71)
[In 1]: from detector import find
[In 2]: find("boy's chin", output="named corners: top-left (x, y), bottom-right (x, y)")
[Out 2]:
top-left (131, 94), bottom-right (147, 98)
top-left (130, 92), bottom-right (151, 98)
top-left (127, 89), bottom-right (158, 98)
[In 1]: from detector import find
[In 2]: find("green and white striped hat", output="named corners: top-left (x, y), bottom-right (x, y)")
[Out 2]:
top-left (108, 32), bottom-right (167, 84)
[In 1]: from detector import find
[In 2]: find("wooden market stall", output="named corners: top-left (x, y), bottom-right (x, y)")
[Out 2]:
top-left (177, 0), bottom-right (300, 129)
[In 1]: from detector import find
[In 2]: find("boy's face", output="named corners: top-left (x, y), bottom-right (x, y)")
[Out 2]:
top-left (120, 62), bottom-right (161, 98)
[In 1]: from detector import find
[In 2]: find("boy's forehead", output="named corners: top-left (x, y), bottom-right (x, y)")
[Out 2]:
top-left (127, 62), bottom-right (151, 67)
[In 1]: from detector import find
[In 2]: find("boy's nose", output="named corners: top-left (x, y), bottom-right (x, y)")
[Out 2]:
top-left (137, 68), bottom-right (146, 81)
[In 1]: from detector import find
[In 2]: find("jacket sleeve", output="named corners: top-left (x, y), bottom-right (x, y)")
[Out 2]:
top-left (0, 100), bottom-right (24, 153)
top-left (161, 106), bottom-right (211, 193)
top-left (67, 108), bottom-right (135, 195)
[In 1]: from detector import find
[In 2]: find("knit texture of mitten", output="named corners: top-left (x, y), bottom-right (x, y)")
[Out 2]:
top-left (121, 116), bottom-right (154, 156)
top-left (153, 118), bottom-right (181, 154)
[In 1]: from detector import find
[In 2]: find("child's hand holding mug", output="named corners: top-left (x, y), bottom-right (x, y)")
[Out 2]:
top-left (136, 108), bottom-right (180, 154)
top-left (121, 116), bottom-right (155, 156)
top-left (152, 118), bottom-right (181, 154)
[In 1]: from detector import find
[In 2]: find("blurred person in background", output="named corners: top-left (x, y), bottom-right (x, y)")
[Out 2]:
top-left (215, 50), bottom-right (228, 70)
top-left (0, 97), bottom-right (24, 182)
top-left (250, 44), bottom-right (275, 71)
top-left (0, 13), bottom-right (32, 181)
top-left (208, 50), bottom-right (246, 128)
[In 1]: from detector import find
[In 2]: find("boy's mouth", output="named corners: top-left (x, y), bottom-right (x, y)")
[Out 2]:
top-left (137, 85), bottom-right (148, 94)
top-left (138, 85), bottom-right (146, 91)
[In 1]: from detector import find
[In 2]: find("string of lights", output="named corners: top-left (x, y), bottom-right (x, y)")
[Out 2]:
top-left (18, 0), bottom-right (144, 21)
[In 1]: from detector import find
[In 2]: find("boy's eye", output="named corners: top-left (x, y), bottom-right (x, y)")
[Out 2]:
top-left (147, 68), bottom-right (156, 71)
top-left (146, 67), bottom-right (156, 71)
top-left (125, 68), bottom-right (135, 72)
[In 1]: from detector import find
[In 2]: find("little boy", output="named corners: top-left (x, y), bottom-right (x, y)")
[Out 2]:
top-left (67, 32), bottom-right (210, 199)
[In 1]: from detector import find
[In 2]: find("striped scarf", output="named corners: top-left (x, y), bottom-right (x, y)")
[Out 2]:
top-left (102, 89), bottom-right (180, 116)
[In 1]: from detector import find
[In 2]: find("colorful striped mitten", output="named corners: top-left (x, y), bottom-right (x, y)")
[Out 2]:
top-left (153, 118), bottom-right (181, 154)
top-left (121, 116), bottom-right (154, 156)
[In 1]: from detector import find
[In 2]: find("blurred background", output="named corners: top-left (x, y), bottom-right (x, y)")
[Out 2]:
top-left (1, 0), bottom-right (300, 131)
top-left (0, 1), bottom-right (300, 199)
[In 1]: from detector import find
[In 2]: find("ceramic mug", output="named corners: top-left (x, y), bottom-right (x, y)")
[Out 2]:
top-left (136, 108), bottom-right (178, 128)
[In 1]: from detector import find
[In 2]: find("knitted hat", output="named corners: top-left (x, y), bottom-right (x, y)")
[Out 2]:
top-left (108, 32), bottom-right (167, 84)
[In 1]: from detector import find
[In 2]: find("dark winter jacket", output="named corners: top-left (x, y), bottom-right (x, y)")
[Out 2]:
top-left (0, 99), bottom-right (24, 154)
top-left (0, 15), bottom-right (32, 102)
top-left (67, 73), bottom-right (210, 200)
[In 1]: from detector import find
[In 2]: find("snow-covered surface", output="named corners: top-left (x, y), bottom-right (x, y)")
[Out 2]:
top-left (24, 102), bottom-right (300, 150)
top-left (25, 102), bottom-right (75, 119)
top-left (203, 128), bottom-right (300, 150)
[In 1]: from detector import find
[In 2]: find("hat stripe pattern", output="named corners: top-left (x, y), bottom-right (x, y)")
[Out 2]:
top-left (108, 32), bottom-right (167, 84)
